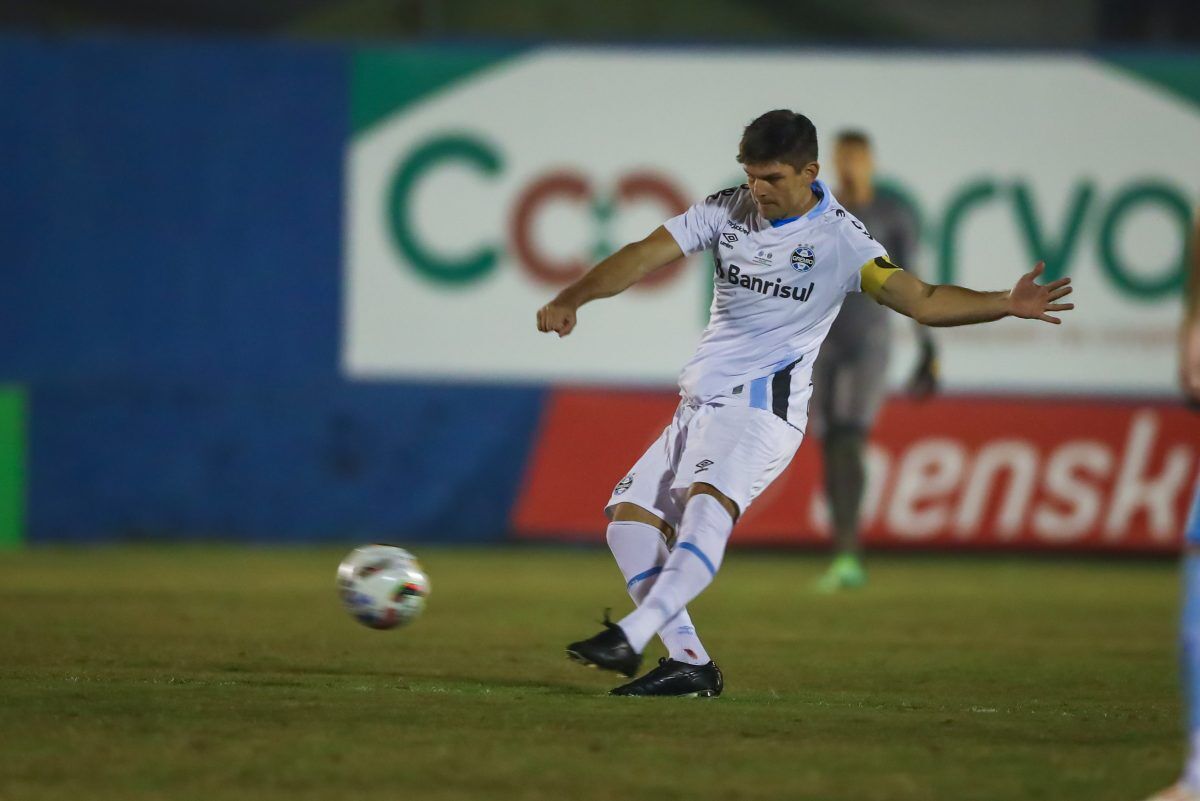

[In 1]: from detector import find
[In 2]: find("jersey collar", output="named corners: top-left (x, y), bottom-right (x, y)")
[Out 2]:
top-left (767, 179), bottom-right (831, 228)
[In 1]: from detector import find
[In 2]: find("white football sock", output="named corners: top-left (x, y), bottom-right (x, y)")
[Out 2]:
top-left (617, 494), bottom-right (733, 654)
top-left (606, 521), bottom-right (711, 665)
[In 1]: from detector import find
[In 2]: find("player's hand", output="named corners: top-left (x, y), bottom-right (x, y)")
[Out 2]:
top-left (536, 299), bottom-right (578, 337)
top-left (1007, 261), bottom-right (1074, 324)
top-left (1182, 315), bottom-right (1200, 404)
top-left (906, 339), bottom-right (940, 400)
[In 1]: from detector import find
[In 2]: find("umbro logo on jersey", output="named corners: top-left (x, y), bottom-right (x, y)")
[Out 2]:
top-left (695, 459), bottom-right (714, 474)
top-left (791, 244), bottom-right (816, 273)
top-left (722, 232), bottom-right (738, 244)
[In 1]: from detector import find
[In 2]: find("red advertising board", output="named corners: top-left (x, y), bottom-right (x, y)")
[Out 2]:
top-left (512, 390), bottom-right (1200, 552)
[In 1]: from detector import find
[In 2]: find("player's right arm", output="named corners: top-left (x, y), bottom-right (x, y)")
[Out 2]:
top-left (537, 185), bottom-right (739, 336)
top-left (535, 226), bottom-right (684, 337)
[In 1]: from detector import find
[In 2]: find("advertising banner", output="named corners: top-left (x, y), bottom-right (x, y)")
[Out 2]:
top-left (514, 391), bottom-right (1200, 552)
top-left (345, 48), bottom-right (1200, 395)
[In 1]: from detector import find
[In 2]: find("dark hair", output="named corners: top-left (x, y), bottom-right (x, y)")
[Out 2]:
top-left (835, 129), bottom-right (872, 149)
top-left (738, 110), bottom-right (818, 169)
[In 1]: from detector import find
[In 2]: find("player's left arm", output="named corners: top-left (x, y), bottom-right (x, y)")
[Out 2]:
top-left (862, 257), bottom-right (1074, 327)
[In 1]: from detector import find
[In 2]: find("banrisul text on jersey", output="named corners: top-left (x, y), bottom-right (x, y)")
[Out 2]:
top-left (718, 261), bottom-right (815, 301)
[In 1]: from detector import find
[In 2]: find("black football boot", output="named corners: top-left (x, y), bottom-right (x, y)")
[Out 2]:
top-left (610, 657), bottom-right (724, 697)
top-left (566, 612), bottom-right (642, 678)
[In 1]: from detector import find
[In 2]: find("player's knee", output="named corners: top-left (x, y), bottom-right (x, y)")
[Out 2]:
top-left (610, 503), bottom-right (674, 537)
top-left (686, 483), bottom-right (740, 522)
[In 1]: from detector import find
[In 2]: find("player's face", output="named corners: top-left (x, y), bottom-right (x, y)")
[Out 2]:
top-left (743, 161), bottom-right (819, 220)
top-left (833, 142), bottom-right (873, 190)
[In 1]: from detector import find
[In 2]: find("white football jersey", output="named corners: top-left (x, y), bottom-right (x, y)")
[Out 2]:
top-left (663, 180), bottom-right (887, 418)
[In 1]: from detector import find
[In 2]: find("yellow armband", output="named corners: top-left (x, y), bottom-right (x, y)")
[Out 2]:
top-left (859, 255), bottom-right (903, 298)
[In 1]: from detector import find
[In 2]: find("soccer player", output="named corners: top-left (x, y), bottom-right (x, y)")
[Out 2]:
top-left (1145, 208), bottom-right (1200, 801)
top-left (811, 130), bottom-right (938, 593)
top-left (535, 110), bottom-right (1074, 697)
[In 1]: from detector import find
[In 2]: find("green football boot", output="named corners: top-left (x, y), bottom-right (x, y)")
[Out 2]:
top-left (815, 554), bottom-right (867, 593)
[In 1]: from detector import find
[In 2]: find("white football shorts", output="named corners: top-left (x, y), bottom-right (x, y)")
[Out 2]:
top-left (604, 399), bottom-right (806, 527)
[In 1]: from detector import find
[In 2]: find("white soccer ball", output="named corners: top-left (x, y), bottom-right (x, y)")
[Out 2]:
top-left (336, 544), bottom-right (430, 630)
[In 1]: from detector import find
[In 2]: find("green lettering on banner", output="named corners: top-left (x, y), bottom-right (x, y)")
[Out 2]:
top-left (590, 196), bottom-right (617, 263)
top-left (1098, 181), bottom-right (1192, 299)
top-left (387, 135), bottom-right (503, 285)
top-left (938, 178), bottom-right (1000, 285)
top-left (0, 387), bottom-right (25, 550)
top-left (1011, 182), bottom-right (1094, 283)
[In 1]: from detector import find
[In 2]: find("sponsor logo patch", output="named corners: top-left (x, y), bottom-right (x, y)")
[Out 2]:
top-left (725, 264), bottom-right (814, 302)
top-left (614, 474), bottom-right (634, 496)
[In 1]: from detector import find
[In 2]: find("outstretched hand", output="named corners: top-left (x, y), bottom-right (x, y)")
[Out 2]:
top-left (1007, 262), bottom-right (1074, 324)
top-left (536, 300), bottom-right (577, 337)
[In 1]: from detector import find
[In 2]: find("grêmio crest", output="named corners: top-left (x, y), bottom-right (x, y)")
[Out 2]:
top-left (790, 244), bottom-right (816, 273)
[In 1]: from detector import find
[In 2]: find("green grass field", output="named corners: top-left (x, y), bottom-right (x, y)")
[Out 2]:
top-left (0, 546), bottom-right (1185, 801)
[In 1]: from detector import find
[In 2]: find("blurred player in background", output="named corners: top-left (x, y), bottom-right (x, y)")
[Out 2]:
top-left (811, 131), bottom-right (938, 592)
top-left (1146, 208), bottom-right (1200, 801)
top-left (537, 110), bottom-right (1074, 697)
